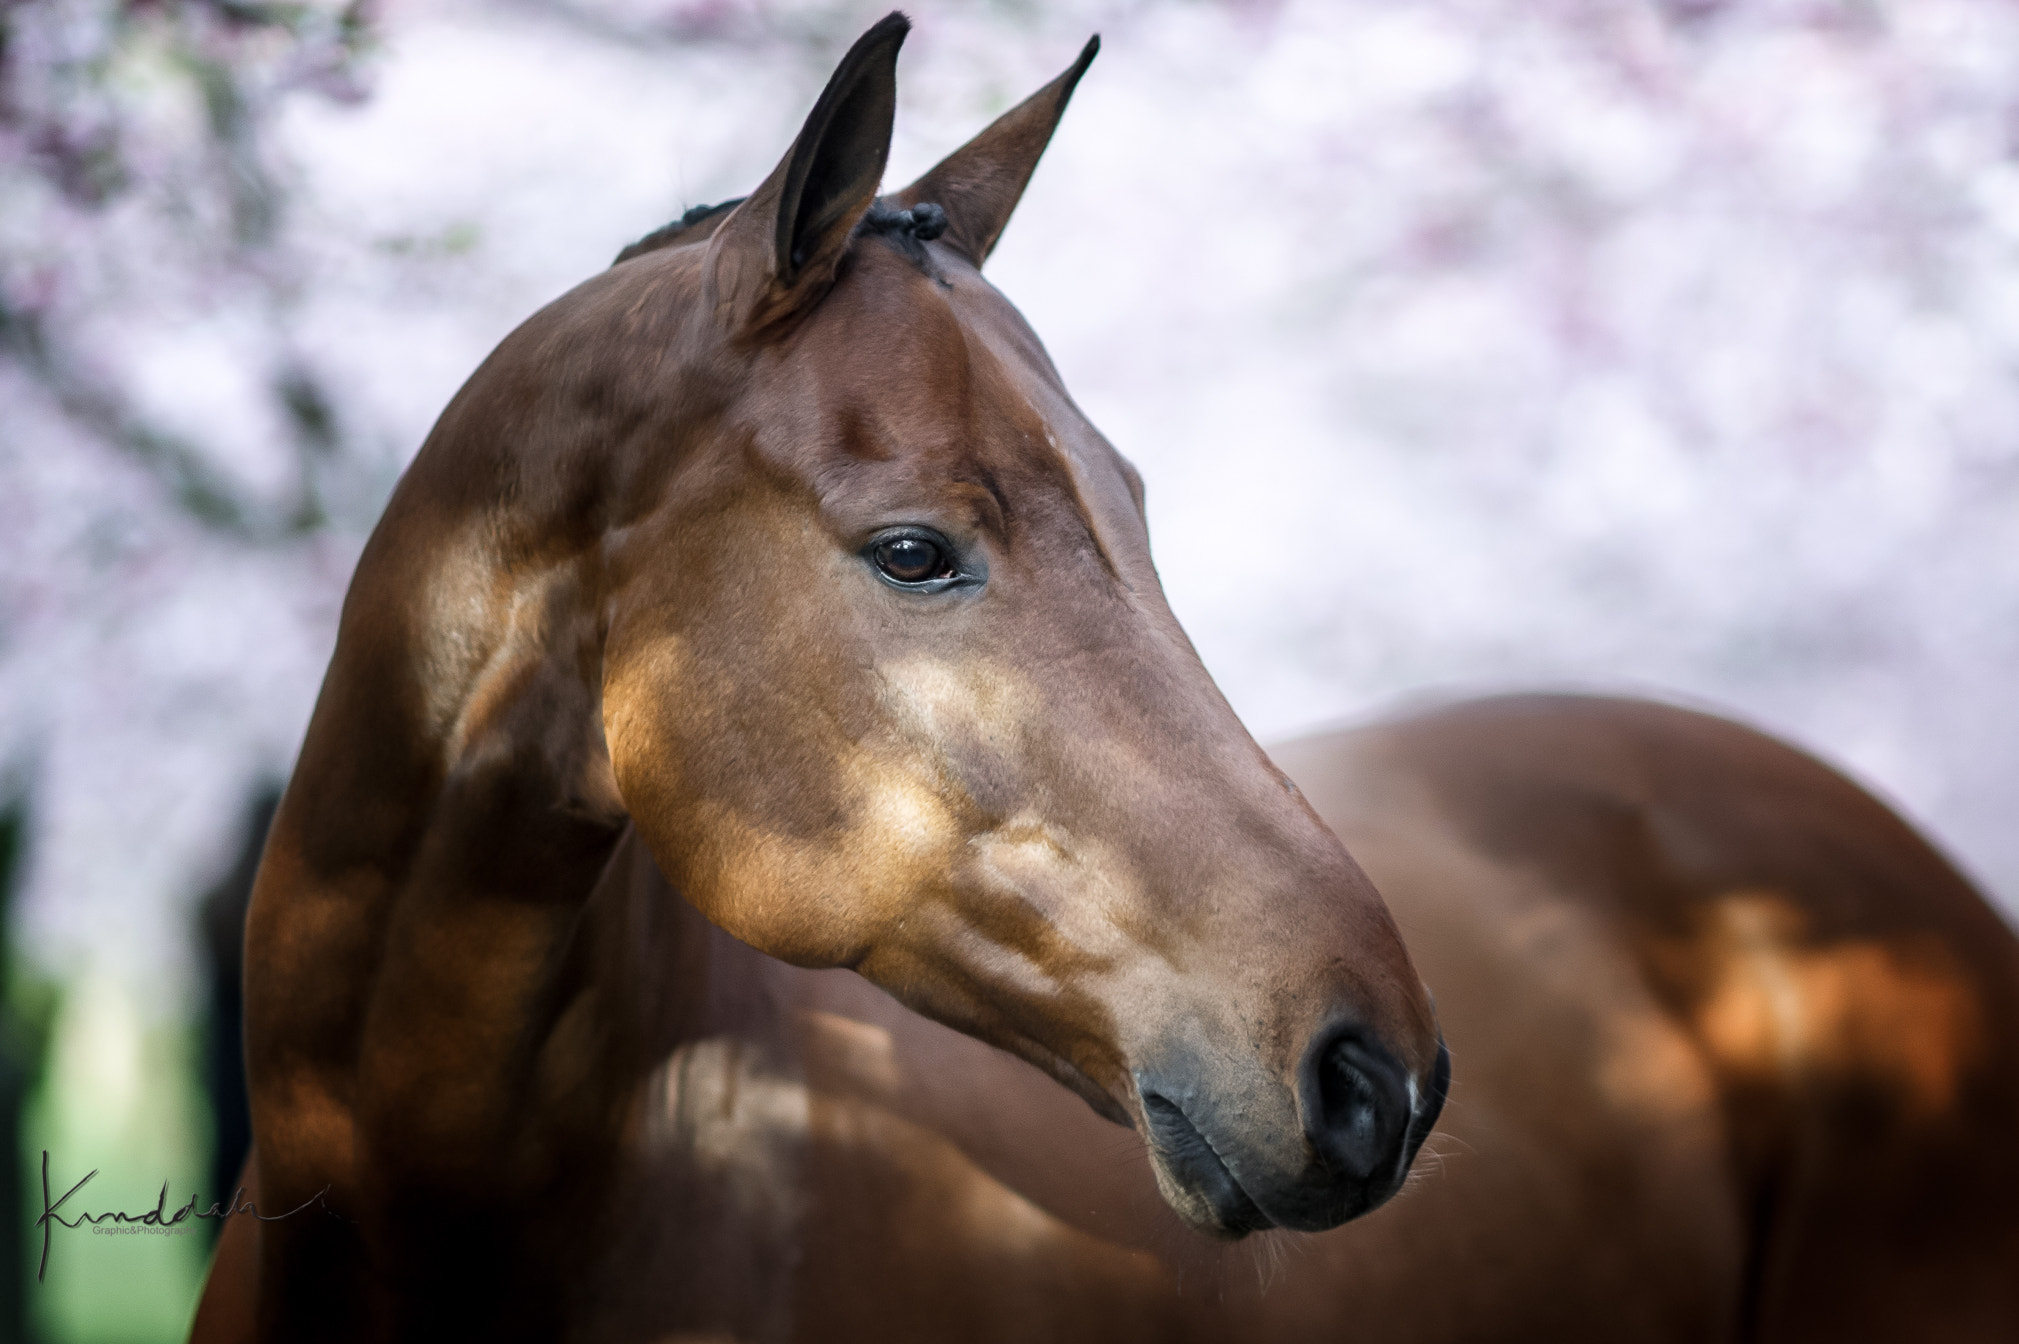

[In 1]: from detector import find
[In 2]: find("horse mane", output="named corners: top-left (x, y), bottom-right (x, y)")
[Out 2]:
top-left (611, 198), bottom-right (747, 265)
top-left (612, 197), bottom-right (949, 272)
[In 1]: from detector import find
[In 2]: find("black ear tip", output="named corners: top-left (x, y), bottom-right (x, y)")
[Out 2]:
top-left (1061, 34), bottom-right (1098, 90)
top-left (836, 10), bottom-right (909, 70)
top-left (866, 10), bottom-right (912, 44)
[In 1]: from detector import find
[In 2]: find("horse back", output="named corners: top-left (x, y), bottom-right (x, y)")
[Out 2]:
top-left (1276, 694), bottom-right (2019, 1342)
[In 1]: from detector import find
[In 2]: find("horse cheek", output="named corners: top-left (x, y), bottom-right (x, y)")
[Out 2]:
top-left (600, 630), bottom-right (901, 968)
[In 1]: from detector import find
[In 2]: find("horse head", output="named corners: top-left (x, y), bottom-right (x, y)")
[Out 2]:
top-left (419, 14), bottom-right (1446, 1239)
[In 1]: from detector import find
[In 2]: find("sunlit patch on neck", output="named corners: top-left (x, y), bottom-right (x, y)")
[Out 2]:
top-left (415, 521), bottom-right (510, 749)
top-left (642, 1036), bottom-right (808, 1236)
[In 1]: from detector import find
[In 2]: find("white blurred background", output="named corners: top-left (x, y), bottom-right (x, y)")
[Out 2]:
top-left (3, 0), bottom-right (2016, 1335)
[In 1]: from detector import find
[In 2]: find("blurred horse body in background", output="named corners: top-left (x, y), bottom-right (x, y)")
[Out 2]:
top-left (1272, 697), bottom-right (2019, 1342)
top-left (190, 15), bottom-right (2019, 1343)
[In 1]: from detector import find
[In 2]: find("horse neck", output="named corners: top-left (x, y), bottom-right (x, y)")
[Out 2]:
top-left (246, 469), bottom-right (689, 1217)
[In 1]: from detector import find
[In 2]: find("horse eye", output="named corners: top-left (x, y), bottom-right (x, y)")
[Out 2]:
top-left (872, 535), bottom-right (948, 585)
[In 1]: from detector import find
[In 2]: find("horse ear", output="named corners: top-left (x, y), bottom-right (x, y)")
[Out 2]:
top-left (891, 36), bottom-right (1098, 268)
top-left (706, 13), bottom-right (907, 333)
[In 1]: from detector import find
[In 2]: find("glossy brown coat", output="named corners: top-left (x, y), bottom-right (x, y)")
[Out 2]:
top-left (192, 17), bottom-right (2019, 1343)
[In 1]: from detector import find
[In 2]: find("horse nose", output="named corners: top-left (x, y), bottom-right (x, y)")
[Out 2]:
top-left (1301, 1027), bottom-right (1418, 1187)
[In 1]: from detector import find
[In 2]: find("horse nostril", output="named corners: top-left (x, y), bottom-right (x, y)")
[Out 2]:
top-left (1307, 1030), bottom-right (1412, 1184)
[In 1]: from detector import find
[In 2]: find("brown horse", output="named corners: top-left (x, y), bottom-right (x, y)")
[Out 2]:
top-left (192, 15), bottom-right (2019, 1342)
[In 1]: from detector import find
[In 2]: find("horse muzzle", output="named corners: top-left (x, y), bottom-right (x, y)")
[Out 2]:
top-left (1135, 1033), bottom-right (1450, 1238)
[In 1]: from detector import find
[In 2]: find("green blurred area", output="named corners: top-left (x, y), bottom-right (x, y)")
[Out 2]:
top-left (25, 998), bottom-right (210, 1343)
top-left (0, 801), bottom-right (216, 1344)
